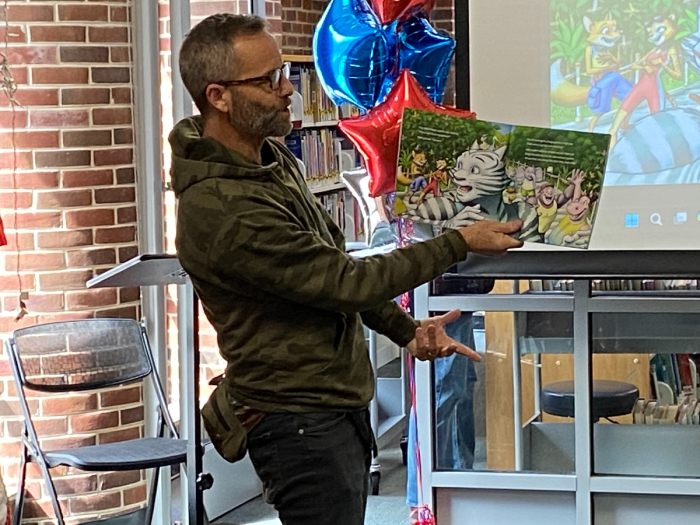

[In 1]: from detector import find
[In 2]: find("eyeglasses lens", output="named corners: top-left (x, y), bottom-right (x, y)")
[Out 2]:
top-left (271, 63), bottom-right (291, 90)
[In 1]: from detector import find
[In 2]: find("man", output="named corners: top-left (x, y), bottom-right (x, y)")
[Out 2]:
top-left (171, 13), bottom-right (523, 525)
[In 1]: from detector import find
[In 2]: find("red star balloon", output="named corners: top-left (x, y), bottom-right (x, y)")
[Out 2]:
top-left (339, 69), bottom-right (475, 197)
top-left (370, 0), bottom-right (436, 24)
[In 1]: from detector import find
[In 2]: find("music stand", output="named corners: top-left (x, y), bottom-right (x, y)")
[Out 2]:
top-left (87, 254), bottom-right (206, 525)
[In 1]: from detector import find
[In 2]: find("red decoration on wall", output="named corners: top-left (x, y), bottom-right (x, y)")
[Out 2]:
top-left (339, 70), bottom-right (475, 197)
top-left (0, 217), bottom-right (7, 247)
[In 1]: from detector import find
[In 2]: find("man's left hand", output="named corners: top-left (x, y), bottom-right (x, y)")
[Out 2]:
top-left (406, 310), bottom-right (480, 362)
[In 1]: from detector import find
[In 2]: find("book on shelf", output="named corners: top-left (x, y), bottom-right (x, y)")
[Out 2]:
top-left (649, 353), bottom-right (700, 407)
top-left (288, 64), bottom-right (360, 127)
top-left (285, 129), bottom-right (357, 191)
top-left (285, 61), bottom-right (363, 231)
top-left (632, 397), bottom-right (700, 425)
top-left (316, 190), bottom-right (365, 243)
top-left (527, 279), bottom-right (700, 292)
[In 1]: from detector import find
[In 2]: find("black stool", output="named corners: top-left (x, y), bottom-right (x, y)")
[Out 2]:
top-left (542, 380), bottom-right (639, 421)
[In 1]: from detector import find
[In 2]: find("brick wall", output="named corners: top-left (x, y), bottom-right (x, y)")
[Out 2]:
top-left (0, 1), bottom-right (146, 523)
top-left (432, 0), bottom-right (454, 32)
top-left (279, 0), bottom-right (455, 56)
top-left (280, 0), bottom-right (325, 55)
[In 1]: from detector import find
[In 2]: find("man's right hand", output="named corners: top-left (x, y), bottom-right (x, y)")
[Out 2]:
top-left (458, 219), bottom-right (524, 257)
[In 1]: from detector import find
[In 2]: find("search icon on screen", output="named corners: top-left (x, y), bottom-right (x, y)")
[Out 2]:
top-left (650, 213), bottom-right (663, 226)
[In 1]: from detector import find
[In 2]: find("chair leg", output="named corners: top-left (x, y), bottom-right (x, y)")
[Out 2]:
top-left (36, 457), bottom-right (65, 525)
top-left (12, 445), bottom-right (28, 525)
top-left (143, 412), bottom-right (166, 525)
top-left (144, 467), bottom-right (160, 525)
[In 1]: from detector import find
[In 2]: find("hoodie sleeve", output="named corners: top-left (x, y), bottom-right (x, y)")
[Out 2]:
top-left (207, 195), bottom-right (468, 314)
top-left (360, 301), bottom-right (419, 348)
top-left (313, 196), bottom-right (419, 345)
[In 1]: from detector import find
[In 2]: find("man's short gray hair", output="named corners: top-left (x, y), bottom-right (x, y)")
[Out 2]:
top-left (179, 13), bottom-right (268, 114)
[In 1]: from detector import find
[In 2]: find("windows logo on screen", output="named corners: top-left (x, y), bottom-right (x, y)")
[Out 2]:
top-left (625, 213), bottom-right (639, 228)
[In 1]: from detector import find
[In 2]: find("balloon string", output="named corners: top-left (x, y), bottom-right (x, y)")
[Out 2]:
top-left (408, 354), bottom-right (423, 503)
top-left (399, 215), bottom-right (435, 524)
top-left (407, 352), bottom-right (435, 524)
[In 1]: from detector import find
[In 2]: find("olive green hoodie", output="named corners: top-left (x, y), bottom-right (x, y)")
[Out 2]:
top-left (170, 116), bottom-right (469, 412)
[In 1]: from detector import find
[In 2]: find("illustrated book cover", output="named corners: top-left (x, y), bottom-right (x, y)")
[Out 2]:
top-left (394, 109), bottom-right (611, 249)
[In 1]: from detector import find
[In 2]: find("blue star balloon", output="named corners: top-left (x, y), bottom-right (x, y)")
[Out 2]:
top-left (378, 20), bottom-right (400, 100)
top-left (313, 0), bottom-right (390, 111)
top-left (380, 16), bottom-right (456, 104)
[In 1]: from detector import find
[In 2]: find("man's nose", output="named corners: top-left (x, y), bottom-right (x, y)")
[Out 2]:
top-left (278, 75), bottom-right (294, 97)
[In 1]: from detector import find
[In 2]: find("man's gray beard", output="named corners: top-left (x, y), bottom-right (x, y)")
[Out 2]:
top-left (229, 99), bottom-right (292, 139)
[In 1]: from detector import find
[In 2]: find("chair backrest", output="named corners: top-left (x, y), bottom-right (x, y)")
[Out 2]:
top-left (7, 319), bottom-right (153, 393)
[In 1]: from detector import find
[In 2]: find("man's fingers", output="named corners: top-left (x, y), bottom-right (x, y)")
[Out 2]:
top-left (493, 219), bottom-right (523, 234)
top-left (506, 237), bottom-right (525, 249)
top-left (485, 237), bottom-right (524, 257)
top-left (441, 342), bottom-right (457, 353)
top-left (455, 344), bottom-right (481, 362)
top-left (414, 327), bottom-right (426, 351)
top-left (439, 346), bottom-right (456, 358)
top-left (439, 309), bottom-right (461, 325)
top-left (427, 326), bottom-right (437, 355)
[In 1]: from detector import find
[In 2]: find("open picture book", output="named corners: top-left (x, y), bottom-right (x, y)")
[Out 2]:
top-left (394, 109), bottom-right (611, 249)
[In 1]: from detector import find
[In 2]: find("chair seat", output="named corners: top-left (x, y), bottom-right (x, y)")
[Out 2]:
top-left (542, 380), bottom-right (639, 420)
top-left (80, 507), bottom-right (147, 525)
top-left (45, 437), bottom-right (188, 471)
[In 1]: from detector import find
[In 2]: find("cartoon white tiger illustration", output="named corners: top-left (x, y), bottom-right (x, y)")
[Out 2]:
top-left (403, 141), bottom-right (542, 242)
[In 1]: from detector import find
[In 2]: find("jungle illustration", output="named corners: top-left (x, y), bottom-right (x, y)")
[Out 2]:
top-left (395, 109), bottom-right (610, 249)
top-left (551, 0), bottom-right (700, 186)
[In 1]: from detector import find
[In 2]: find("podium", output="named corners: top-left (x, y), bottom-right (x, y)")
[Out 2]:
top-left (87, 254), bottom-right (206, 525)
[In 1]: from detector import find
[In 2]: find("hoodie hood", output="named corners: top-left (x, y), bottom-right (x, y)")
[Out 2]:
top-left (168, 115), bottom-right (290, 196)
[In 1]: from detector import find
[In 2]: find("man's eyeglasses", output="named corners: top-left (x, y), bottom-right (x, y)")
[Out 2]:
top-left (213, 62), bottom-right (291, 92)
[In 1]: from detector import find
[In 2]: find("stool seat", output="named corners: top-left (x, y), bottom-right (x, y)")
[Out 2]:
top-left (542, 380), bottom-right (639, 420)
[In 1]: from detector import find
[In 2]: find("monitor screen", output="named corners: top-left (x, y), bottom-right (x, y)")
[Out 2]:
top-left (469, 0), bottom-right (700, 250)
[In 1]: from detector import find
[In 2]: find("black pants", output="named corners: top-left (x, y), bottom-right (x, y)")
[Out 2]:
top-left (246, 410), bottom-right (375, 525)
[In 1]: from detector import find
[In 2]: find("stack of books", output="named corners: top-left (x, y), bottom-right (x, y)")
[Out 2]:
top-left (632, 398), bottom-right (700, 425)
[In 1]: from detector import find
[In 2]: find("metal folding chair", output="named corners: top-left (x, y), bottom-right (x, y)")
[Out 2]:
top-left (6, 318), bottom-right (187, 525)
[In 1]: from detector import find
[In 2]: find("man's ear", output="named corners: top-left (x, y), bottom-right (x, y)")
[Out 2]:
top-left (205, 84), bottom-right (230, 114)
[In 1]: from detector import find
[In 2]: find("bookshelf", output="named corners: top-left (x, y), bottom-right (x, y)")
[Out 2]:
top-left (310, 181), bottom-right (347, 195)
top-left (299, 120), bottom-right (339, 129)
top-left (282, 54), bottom-right (314, 63)
top-left (282, 54), bottom-right (365, 243)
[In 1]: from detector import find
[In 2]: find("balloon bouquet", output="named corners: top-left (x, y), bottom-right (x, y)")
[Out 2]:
top-left (313, 0), bottom-right (475, 197)
top-left (313, 0), bottom-right (474, 523)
